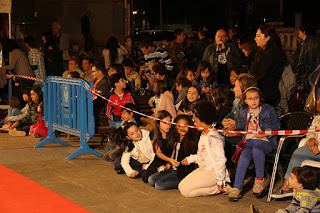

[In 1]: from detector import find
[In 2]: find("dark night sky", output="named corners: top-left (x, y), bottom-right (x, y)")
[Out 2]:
top-left (133, 0), bottom-right (318, 35)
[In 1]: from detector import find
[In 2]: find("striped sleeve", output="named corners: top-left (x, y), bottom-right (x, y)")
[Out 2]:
top-left (144, 47), bottom-right (173, 72)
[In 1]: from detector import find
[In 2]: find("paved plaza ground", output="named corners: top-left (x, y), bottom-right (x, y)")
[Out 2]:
top-left (0, 133), bottom-right (292, 213)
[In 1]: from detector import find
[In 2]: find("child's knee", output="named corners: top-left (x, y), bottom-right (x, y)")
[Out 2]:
top-left (178, 182), bottom-right (192, 197)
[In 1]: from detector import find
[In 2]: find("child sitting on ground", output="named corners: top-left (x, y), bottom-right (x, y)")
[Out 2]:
top-left (29, 102), bottom-right (48, 138)
top-left (103, 103), bottom-right (139, 161)
top-left (275, 166), bottom-right (320, 213)
top-left (1, 96), bottom-right (22, 131)
top-left (113, 122), bottom-right (155, 178)
top-left (178, 100), bottom-right (230, 197)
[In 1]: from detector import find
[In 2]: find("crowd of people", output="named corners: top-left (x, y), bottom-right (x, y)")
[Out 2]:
top-left (0, 20), bottom-right (320, 212)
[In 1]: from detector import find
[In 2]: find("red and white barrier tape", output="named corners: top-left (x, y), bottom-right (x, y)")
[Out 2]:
top-left (6, 74), bottom-right (44, 82)
top-left (7, 74), bottom-right (315, 136)
top-left (89, 89), bottom-right (318, 136)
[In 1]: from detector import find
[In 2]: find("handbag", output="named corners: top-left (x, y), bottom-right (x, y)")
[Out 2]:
top-left (304, 72), bottom-right (320, 114)
top-left (231, 138), bottom-right (247, 163)
top-left (231, 108), bottom-right (253, 163)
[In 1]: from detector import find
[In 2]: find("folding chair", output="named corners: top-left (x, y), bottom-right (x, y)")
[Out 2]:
top-left (267, 111), bottom-right (313, 201)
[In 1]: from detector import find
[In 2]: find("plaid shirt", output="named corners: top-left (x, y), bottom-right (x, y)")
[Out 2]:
top-left (28, 48), bottom-right (46, 85)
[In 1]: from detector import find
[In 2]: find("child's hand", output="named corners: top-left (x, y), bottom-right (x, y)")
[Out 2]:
top-left (165, 163), bottom-right (171, 170)
top-left (307, 138), bottom-right (320, 155)
top-left (307, 138), bottom-right (318, 148)
top-left (254, 134), bottom-right (268, 139)
top-left (157, 165), bottom-right (166, 172)
top-left (186, 111), bottom-right (193, 116)
top-left (218, 185), bottom-right (224, 193)
top-left (142, 164), bottom-right (147, 170)
top-left (202, 87), bottom-right (210, 93)
top-left (181, 158), bottom-right (189, 165)
top-left (224, 118), bottom-right (236, 129)
top-left (169, 158), bottom-right (180, 167)
top-left (177, 110), bottom-right (184, 115)
top-left (310, 145), bottom-right (320, 155)
top-left (148, 100), bottom-right (154, 107)
top-left (129, 170), bottom-right (139, 178)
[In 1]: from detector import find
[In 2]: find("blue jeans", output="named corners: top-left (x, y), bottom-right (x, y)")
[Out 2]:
top-left (233, 139), bottom-right (273, 189)
top-left (148, 169), bottom-right (180, 190)
top-left (108, 119), bottom-right (122, 129)
top-left (284, 146), bottom-right (320, 179)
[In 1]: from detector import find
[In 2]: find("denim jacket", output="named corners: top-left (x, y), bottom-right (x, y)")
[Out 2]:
top-left (236, 103), bottom-right (281, 149)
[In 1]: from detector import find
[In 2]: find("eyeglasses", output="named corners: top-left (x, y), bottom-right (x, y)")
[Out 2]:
top-left (246, 97), bottom-right (260, 101)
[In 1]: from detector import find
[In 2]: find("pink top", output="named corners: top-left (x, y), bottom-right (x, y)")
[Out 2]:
top-left (155, 91), bottom-right (176, 120)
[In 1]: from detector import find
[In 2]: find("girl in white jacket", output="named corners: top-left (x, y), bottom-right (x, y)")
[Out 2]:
top-left (178, 100), bottom-right (230, 197)
top-left (113, 122), bottom-right (155, 178)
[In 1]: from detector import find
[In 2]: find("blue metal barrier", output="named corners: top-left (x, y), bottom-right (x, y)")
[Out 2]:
top-left (34, 76), bottom-right (103, 159)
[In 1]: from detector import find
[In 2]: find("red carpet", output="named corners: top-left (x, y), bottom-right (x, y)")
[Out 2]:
top-left (0, 164), bottom-right (91, 213)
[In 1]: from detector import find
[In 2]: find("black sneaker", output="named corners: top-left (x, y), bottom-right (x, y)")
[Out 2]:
top-left (271, 189), bottom-right (293, 199)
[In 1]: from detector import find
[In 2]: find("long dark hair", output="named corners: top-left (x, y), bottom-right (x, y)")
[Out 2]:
top-left (174, 115), bottom-right (200, 154)
top-left (154, 80), bottom-right (167, 97)
top-left (180, 85), bottom-right (202, 111)
top-left (255, 24), bottom-right (287, 63)
top-left (195, 60), bottom-right (215, 85)
top-left (112, 122), bottom-right (140, 153)
top-left (30, 86), bottom-right (43, 109)
top-left (153, 110), bottom-right (174, 152)
top-left (106, 36), bottom-right (120, 65)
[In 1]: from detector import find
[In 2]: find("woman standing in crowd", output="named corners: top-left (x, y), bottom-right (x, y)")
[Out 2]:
top-left (250, 24), bottom-right (287, 107)
top-left (124, 35), bottom-right (145, 71)
top-left (102, 36), bottom-right (128, 69)
top-left (148, 115), bottom-right (200, 190)
top-left (2, 39), bottom-right (35, 97)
